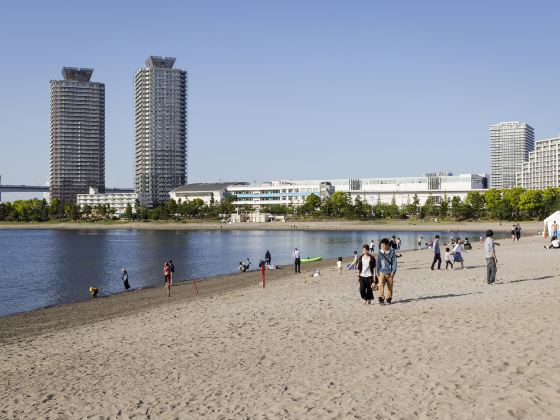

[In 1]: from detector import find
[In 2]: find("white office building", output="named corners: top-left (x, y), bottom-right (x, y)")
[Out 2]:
top-left (169, 182), bottom-right (247, 205)
top-left (225, 174), bottom-right (487, 209)
top-left (517, 136), bottom-right (560, 189)
top-left (77, 187), bottom-right (152, 217)
top-left (490, 122), bottom-right (534, 189)
top-left (228, 181), bottom-right (334, 208)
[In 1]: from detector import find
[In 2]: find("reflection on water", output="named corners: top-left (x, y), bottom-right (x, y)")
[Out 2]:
top-left (0, 228), bottom-right (492, 316)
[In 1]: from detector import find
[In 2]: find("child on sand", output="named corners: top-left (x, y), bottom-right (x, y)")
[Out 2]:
top-left (337, 257), bottom-right (343, 272)
top-left (444, 248), bottom-right (453, 269)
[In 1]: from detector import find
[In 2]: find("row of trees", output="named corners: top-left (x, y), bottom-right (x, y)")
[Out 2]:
top-left (2, 187), bottom-right (560, 222)
top-left (260, 187), bottom-right (560, 221)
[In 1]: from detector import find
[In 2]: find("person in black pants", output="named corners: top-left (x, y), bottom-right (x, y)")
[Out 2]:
top-left (430, 235), bottom-right (442, 270)
top-left (357, 244), bottom-right (376, 304)
top-left (292, 248), bottom-right (301, 273)
top-left (169, 260), bottom-right (175, 284)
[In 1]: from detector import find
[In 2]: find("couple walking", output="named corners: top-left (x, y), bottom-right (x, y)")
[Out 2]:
top-left (357, 238), bottom-right (397, 305)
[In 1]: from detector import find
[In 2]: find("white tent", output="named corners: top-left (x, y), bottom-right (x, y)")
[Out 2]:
top-left (543, 211), bottom-right (560, 238)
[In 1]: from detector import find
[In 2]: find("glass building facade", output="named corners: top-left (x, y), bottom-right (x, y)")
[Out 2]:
top-left (490, 122), bottom-right (534, 189)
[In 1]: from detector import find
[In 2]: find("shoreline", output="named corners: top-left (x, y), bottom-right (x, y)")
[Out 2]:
top-left (0, 256), bottom-right (336, 343)
top-left (0, 220), bottom-right (542, 233)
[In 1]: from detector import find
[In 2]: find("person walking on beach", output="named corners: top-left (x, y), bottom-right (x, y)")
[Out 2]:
top-left (376, 238), bottom-right (397, 304)
top-left (511, 225), bottom-right (516, 242)
top-left (265, 250), bottom-right (271, 266)
top-left (357, 244), bottom-right (375, 304)
top-left (552, 221), bottom-right (559, 238)
top-left (418, 235), bottom-right (423, 248)
top-left (485, 230), bottom-right (499, 285)
top-left (293, 248), bottom-right (301, 273)
top-left (430, 235), bottom-right (442, 270)
top-left (452, 239), bottom-right (465, 269)
top-left (169, 260), bottom-right (175, 283)
top-left (347, 250), bottom-right (359, 270)
top-left (122, 268), bottom-right (131, 290)
top-left (164, 261), bottom-right (172, 297)
top-left (369, 240), bottom-right (375, 254)
top-left (515, 223), bottom-right (522, 241)
top-left (444, 248), bottom-right (453, 270)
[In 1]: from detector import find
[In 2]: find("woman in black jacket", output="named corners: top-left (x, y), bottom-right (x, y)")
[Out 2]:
top-left (357, 244), bottom-right (376, 304)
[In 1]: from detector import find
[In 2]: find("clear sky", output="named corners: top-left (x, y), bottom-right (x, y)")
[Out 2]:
top-left (1, 0), bottom-right (559, 195)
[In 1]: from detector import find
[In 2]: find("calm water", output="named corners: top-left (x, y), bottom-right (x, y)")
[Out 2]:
top-left (0, 229), bottom-right (492, 316)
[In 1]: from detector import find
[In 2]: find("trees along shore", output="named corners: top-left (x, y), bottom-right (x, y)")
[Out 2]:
top-left (0, 187), bottom-right (557, 223)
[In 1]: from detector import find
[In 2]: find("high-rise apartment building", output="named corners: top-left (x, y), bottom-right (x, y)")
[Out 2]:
top-left (50, 67), bottom-right (105, 202)
top-left (517, 136), bottom-right (560, 189)
top-left (490, 122), bottom-right (534, 189)
top-left (134, 56), bottom-right (187, 204)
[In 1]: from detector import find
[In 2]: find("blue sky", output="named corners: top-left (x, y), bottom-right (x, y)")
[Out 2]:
top-left (1, 0), bottom-right (559, 196)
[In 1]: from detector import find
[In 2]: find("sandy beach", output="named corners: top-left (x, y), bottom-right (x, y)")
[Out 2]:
top-left (0, 219), bottom-right (543, 233)
top-left (1, 235), bottom-right (559, 418)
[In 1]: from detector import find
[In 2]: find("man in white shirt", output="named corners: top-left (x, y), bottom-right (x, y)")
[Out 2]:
top-left (484, 230), bottom-right (499, 284)
top-left (292, 248), bottom-right (301, 273)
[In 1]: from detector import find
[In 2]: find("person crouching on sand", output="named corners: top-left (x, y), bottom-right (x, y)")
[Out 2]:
top-left (357, 245), bottom-right (376, 304)
top-left (376, 238), bottom-right (397, 304)
top-left (164, 261), bottom-right (172, 297)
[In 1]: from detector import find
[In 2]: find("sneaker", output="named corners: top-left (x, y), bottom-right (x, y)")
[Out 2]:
top-left (386, 298), bottom-right (392, 304)
top-left (378, 297), bottom-right (385, 304)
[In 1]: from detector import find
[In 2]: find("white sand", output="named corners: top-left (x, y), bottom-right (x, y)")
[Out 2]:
top-left (1, 236), bottom-right (560, 418)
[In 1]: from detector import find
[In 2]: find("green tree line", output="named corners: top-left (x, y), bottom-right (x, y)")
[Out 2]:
top-left (1, 187), bottom-right (559, 222)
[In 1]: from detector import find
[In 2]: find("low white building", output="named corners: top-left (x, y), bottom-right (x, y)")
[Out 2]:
top-left (337, 173), bottom-right (488, 206)
top-left (77, 187), bottom-right (152, 217)
top-left (516, 136), bottom-right (560, 189)
top-left (226, 174), bottom-right (487, 210)
top-left (228, 181), bottom-right (334, 209)
top-left (169, 182), bottom-right (248, 205)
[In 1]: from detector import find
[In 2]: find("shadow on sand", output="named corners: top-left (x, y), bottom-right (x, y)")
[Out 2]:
top-left (394, 292), bottom-right (482, 305)
top-left (499, 275), bottom-right (555, 284)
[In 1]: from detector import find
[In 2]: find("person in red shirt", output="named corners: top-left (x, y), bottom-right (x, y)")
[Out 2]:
top-left (163, 262), bottom-right (172, 297)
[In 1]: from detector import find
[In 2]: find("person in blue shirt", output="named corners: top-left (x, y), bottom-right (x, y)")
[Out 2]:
top-left (376, 238), bottom-right (397, 304)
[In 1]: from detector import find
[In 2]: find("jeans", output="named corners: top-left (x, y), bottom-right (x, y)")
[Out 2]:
top-left (359, 276), bottom-right (374, 300)
top-left (294, 258), bottom-right (301, 273)
top-left (378, 272), bottom-right (394, 299)
top-left (486, 258), bottom-right (497, 284)
top-left (445, 261), bottom-right (453, 269)
top-left (431, 253), bottom-right (442, 270)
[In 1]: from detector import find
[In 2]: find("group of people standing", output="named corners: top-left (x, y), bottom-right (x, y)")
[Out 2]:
top-left (356, 239), bottom-right (398, 305)
top-left (430, 235), bottom-right (470, 270)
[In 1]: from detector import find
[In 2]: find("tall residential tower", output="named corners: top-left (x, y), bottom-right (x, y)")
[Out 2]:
top-left (50, 67), bottom-right (105, 202)
top-left (134, 56), bottom-right (187, 204)
top-left (490, 121), bottom-right (534, 189)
